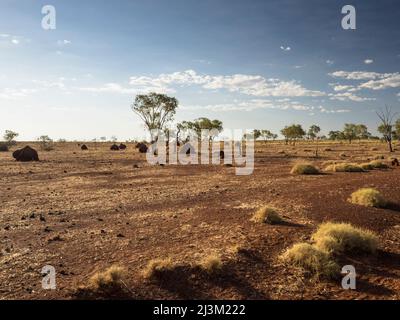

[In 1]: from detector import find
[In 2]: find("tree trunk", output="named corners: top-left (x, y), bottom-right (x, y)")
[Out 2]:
top-left (389, 140), bottom-right (393, 152)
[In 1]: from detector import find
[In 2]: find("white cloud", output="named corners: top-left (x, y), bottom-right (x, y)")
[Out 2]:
top-left (318, 106), bottom-right (350, 113)
top-left (330, 84), bottom-right (355, 92)
top-left (329, 71), bottom-right (385, 80)
top-left (183, 99), bottom-right (351, 114)
top-left (328, 92), bottom-right (375, 102)
top-left (129, 70), bottom-right (325, 98)
top-left (329, 70), bottom-right (400, 91)
top-left (326, 60), bottom-right (334, 66)
top-left (0, 88), bottom-right (38, 99)
top-left (358, 73), bottom-right (400, 90)
top-left (32, 79), bottom-right (66, 90)
top-left (182, 99), bottom-right (313, 112)
top-left (0, 34), bottom-right (30, 46)
top-left (193, 59), bottom-right (211, 65)
top-left (57, 39), bottom-right (71, 46)
top-left (79, 83), bottom-right (173, 95)
top-left (280, 46), bottom-right (291, 51)
top-left (364, 59), bottom-right (374, 64)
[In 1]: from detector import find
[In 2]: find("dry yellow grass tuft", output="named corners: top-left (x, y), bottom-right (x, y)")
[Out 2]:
top-left (360, 162), bottom-right (374, 170)
top-left (89, 265), bottom-right (127, 291)
top-left (280, 243), bottom-right (339, 279)
top-left (251, 206), bottom-right (283, 224)
top-left (142, 258), bottom-right (175, 279)
top-left (199, 254), bottom-right (223, 274)
top-left (312, 222), bottom-right (378, 254)
top-left (228, 244), bottom-right (244, 255)
top-left (368, 160), bottom-right (389, 169)
top-left (290, 162), bottom-right (319, 175)
top-left (281, 222), bottom-right (378, 279)
top-left (349, 188), bottom-right (387, 208)
top-left (324, 163), bottom-right (364, 172)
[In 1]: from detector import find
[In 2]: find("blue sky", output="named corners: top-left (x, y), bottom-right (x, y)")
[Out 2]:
top-left (1, 0), bottom-right (399, 141)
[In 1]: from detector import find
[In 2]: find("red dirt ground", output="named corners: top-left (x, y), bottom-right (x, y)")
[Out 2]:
top-left (0, 141), bottom-right (399, 300)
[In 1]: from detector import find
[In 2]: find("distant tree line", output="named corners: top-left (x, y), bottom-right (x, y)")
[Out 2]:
top-left (130, 93), bottom-right (400, 153)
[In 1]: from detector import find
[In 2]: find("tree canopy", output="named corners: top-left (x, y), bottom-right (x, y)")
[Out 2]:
top-left (281, 124), bottom-right (305, 144)
top-left (177, 117), bottom-right (223, 141)
top-left (132, 92), bottom-right (178, 140)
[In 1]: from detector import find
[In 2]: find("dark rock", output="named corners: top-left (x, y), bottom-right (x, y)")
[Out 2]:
top-left (13, 146), bottom-right (39, 162)
top-left (0, 143), bottom-right (9, 152)
top-left (110, 144), bottom-right (119, 151)
top-left (138, 143), bottom-right (148, 153)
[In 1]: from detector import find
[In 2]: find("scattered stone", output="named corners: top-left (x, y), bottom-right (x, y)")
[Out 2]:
top-left (48, 235), bottom-right (63, 242)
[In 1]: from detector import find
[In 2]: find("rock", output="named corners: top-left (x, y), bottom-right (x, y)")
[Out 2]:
top-left (0, 143), bottom-right (9, 152)
top-left (391, 158), bottom-right (399, 166)
top-left (110, 144), bottom-right (119, 151)
top-left (13, 146), bottom-right (39, 162)
top-left (81, 145), bottom-right (88, 150)
top-left (138, 143), bottom-right (148, 153)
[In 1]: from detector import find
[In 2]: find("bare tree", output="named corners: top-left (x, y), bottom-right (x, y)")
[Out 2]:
top-left (377, 105), bottom-right (397, 153)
